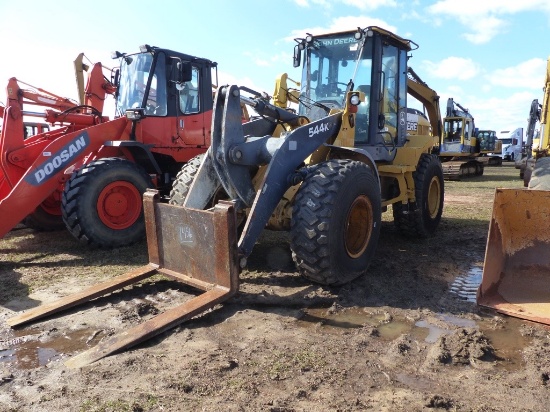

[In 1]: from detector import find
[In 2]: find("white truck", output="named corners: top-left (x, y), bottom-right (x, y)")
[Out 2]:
top-left (498, 128), bottom-right (523, 161)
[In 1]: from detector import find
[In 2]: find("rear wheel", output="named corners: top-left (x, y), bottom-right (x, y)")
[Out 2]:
top-left (62, 157), bottom-right (153, 248)
top-left (393, 153), bottom-right (444, 237)
top-left (24, 193), bottom-right (65, 231)
top-left (290, 159), bottom-right (381, 286)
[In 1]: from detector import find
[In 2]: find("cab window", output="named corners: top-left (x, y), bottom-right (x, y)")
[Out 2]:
top-left (179, 66), bottom-right (200, 114)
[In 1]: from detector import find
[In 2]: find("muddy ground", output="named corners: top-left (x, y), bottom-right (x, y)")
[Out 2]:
top-left (1, 163), bottom-right (549, 412)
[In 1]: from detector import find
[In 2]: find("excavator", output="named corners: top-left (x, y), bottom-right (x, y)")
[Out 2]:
top-left (517, 99), bottom-right (542, 182)
top-left (8, 26), bottom-right (446, 367)
top-left (477, 56), bottom-right (550, 325)
top-left (477, 129), bottom-right (503, 166)
top-left (0, 46), bottom-right (217, 247)
top-left (437, 98), bottom-right (483, 179)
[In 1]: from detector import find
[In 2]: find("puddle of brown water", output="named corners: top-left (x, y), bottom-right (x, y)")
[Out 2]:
top-left (478, 316), bottom-right (532, 371)
top-left (0, 328), bottom-right (103, 369)
top-left (298, 307), bottom-right (423, 341)
top-left (299, 307), bottom-right (532, 370)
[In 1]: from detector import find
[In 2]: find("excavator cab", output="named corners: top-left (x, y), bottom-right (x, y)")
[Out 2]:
top-left (438, 98), bottom-right (483, 179)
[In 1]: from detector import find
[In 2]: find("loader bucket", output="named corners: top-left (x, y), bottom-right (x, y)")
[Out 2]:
top-left (477, 188), bottom-right (550, 325)
top-left (7, 189), bottom-right (239, 367)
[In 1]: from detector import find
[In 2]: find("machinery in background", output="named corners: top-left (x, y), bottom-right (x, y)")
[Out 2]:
top-left (477, 130), bottom-right (502, 166)
top-left (518, 101), bottom-right (542, 181)
top-left (477, 129), bottom-right (502, 166)
top-left (437, 98), bottom-right (483, 180)
top-left (498, 128), bottom-right (523, 162)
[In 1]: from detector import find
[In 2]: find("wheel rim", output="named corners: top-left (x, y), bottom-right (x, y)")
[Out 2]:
top-left (345, 195), bottom-right (373, 258)
top-left (427, 176), bottom-right (442, 219)
top-left (96, 181), bottom-right (142, 230)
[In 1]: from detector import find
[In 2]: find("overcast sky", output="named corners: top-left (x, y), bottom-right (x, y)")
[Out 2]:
top-left (1, 0), bottom-right (548, 137)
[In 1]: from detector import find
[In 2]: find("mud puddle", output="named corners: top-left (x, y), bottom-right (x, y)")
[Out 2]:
top-left (0, 327), bottom-right (104, 369)
top-left (449, 265), bottom-right (483, 302)
top-left (299, 307), bottom-right (532, 370)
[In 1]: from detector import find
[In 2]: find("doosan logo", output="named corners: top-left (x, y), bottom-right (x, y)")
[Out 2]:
top-left (26, 133), bottom-right (90, 186)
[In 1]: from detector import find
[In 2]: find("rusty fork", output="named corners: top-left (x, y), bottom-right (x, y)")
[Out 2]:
top-left (7, 189), bottom-right (240, 368)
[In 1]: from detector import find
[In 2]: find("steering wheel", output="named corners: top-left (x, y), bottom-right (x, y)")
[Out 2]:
top-left (320, 82), bottom-right (348, 97)
top-left (326, 81), bottom-right (348, 87)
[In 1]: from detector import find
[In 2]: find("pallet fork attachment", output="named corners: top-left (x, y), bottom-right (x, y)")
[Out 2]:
top-left (7, 189), bottom-right (240, 368)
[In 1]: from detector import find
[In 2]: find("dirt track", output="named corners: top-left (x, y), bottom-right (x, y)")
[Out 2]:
top-left (1, 163), bottom-right (549, 412)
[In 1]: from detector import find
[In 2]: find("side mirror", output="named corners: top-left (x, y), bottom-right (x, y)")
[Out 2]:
top-left (293, 45), bottom-right (301, 68)
top-left (378, 113), bottom-right (385, 130)
top-left (311, 70), bottom-right (318, 82)
top-left (112, 68), bottom-right (120, 88)
top-left (176, 61), bottom-right (193, 83)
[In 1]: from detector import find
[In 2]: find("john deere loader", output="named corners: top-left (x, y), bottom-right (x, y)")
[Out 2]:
top-left (477, 56), bottom-right (550, 325)
top-left (8, 26), bottom-right (445, 366)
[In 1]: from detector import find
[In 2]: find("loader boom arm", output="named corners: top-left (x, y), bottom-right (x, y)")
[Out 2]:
top-left (406, 67), bottom-right (442, 140)
top-left (185, 85), bottom-right (352, 260)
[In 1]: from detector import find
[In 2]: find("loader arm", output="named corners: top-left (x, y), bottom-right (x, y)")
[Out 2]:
top-left (406, 67), bottom-right (442, 141)
top-left (186, 85), bottom-right (347, 260)
top-left (537, 56), bottom-right (550, 155)
top-left (0, 117), bottom-right (129, 239)
top-left (9, 77), bottom-right (78, 113)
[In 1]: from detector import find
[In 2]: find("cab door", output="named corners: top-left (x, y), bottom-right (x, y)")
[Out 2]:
top-left (176, 65), bottom-right (205, 146)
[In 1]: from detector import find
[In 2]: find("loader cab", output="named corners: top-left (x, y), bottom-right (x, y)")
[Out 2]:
top-left (294, 27), bottom-right (411, 162)
top-left (112, 46), bottom-right (217, 162)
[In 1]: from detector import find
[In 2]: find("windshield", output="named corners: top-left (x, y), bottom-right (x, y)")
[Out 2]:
top-left (299, 33), bottom-right (373, 121)
top-left (444, 119), bottom-right (464, 141)
top-left (116, 52), bottom-right (167, 117)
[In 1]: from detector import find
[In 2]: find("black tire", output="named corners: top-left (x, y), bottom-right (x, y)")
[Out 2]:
top-left (290, 159), bottom-right (381, 286)
top-left (62, 157), bottom-right (153, 248)
top-left (169, 153), bottom-right (232, 212)
top-left (169, 154), bottom-right (204, 206)
top-left (528, 157), bottom-right (550, 190)
top-left (393, 153), bottom-right (444, 237)
top-left (523, 158), bottom-right (535, 187)
top-left (24, 201), bottom-right (65, 232)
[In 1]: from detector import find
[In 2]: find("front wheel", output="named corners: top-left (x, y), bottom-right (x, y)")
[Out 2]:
top-left (393, 153), bottom-right (444, 237)
top-left (290, 159), bottom-right (381, 286)
top-left (169, 154), bottom-right (205, 206)
top-left (62, 158), bottom-right (154, 248)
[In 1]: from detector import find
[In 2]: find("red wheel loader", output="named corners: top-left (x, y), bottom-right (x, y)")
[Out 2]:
top-left (0, 46), bottom-right (217, 247)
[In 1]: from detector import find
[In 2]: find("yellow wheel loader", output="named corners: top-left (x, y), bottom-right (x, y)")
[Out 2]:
top-left (477, 56), bottom-right (550, 324)
top-left (8, 26), bottom-right (445, 366)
